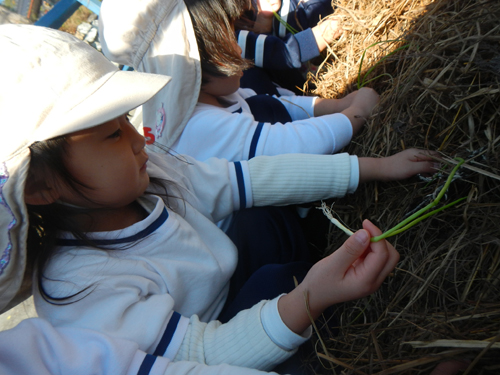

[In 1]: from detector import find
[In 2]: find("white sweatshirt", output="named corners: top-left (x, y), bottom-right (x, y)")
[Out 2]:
top-left (34, 151), bottom-right (359, 374)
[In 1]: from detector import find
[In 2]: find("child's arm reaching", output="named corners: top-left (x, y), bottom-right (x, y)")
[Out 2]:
top-left (278, 220), bottom-right (399, 333)
top-left (174, 221), bottom-right (398, 367)
top-left (235, 16), bottom-right (341, 70)
top-left (245, 149), bottom-right (437, 208)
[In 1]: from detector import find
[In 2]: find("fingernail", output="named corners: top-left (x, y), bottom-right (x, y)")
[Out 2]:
top-left (355, 230), bottom-right (369, 244)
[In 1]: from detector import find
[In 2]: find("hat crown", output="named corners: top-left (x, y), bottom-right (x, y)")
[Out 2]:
top-left (0, 25), bottom-right (117, 161)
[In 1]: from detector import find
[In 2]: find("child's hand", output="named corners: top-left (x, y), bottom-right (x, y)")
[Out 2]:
top-left (359, 149), bottom-right (440, 183)
top-left (313, 90), bottom-right (358, 116)
top-left (350, 87), bottom-right (380, 118)
top-left (253, 0), bottom-right (281, 33)
top-left (338, 87), bottom-right (380, 134)
top-left (278, 220), bottom-right (399, 334)
top-left (301, 220), bottom-right (399, 313)
top-left (312, 17), bottom-right (343, 52)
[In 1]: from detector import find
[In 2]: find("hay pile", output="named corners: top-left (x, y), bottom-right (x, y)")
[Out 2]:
top-left (303, 0), bottom-right (500, 373)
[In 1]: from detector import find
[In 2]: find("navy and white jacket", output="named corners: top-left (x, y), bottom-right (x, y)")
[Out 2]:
top-left (236, 28), bottom-right (318, 69)
top-left (237, 0), bottom-right (334, 69)
top-left (34, 151), bottom-right (358, 374)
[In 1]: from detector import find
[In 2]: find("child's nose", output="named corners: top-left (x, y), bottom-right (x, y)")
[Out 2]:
top-left (128, 125), bottom-right (146, 153)
top-left (134, 133), bottom-right (146, 154)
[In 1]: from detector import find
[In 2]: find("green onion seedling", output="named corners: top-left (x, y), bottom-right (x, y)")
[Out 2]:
top-left (321, 158), bottom-right (467, 242)
top-left (272, 12), bottom-right (299, 34)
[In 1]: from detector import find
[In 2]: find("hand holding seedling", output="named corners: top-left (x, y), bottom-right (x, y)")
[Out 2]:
top-left (278, 220), bottom-right (399, 334)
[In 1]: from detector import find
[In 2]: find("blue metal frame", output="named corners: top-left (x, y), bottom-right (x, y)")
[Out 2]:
top-left (35, 0), bottom-right (101, 29)
top-left (33, 0), bottom-right (133, 71)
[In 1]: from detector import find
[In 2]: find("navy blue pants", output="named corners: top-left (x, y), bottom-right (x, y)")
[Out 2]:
top-left (218, 206), bottom-right (312, 322)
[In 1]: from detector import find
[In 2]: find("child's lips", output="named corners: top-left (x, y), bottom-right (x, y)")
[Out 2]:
top-left (140, 158), bottom-right (148, 171)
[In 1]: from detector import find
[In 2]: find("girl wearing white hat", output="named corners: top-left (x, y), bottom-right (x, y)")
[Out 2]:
top-left (0, 23), bottom-right (413, 375)
top-left (0, 23), bottom-right (282, 375)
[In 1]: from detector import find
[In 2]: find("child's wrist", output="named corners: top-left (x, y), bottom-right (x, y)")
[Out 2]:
top-left (278, 285), bottom-right (319, 335)
top-left (359, 157), bottom-right (384, 183)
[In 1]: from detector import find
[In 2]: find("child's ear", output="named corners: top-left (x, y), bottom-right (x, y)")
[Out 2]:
top-left (24, 179), bottom-right (60, 205)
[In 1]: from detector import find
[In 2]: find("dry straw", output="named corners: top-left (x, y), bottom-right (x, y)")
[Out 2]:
top-left (301, 0), bottom-right (500, 373)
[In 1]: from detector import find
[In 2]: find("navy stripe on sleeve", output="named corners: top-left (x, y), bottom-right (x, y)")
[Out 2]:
top-left (153, 311), bottom-right (181, 356)
top-left (55, 208), bottom-right (169, 247)
top-left (239, 29), bottom-right (258, 60)
top-left (137, 354), bottom-right (157, 375)
top-left (234, 161), bottom-right (246, 209)
top-left (248, 122), bottom-right (264, 159)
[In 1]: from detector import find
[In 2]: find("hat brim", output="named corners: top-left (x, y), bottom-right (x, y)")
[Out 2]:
top-left (35, 69), bottom-right (171, 141)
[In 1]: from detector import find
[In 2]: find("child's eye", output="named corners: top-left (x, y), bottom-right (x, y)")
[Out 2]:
top-left (108, 129), bottom-right (123, 138)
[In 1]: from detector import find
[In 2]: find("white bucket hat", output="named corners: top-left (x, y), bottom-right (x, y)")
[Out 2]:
top-left (99, 0), bottom-right (201, 153)
top-left (0, 24), bottom-right (170, 313)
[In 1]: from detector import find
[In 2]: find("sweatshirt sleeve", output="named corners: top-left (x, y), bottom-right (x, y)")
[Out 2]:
top-left (0, 318), bottom-right (278, 375)
top-left (174, 298), bottom-right (309, 371)
top-left (176, 106), bottom-right (353, 162)
top-left (236, 28), bottom-right (319, 69)
top-left (149, 152), bottom-right (359, 219)
top-left (0, 318), bottom-right (167, 375)
top-left (246, 153), bottom-right (360, 206)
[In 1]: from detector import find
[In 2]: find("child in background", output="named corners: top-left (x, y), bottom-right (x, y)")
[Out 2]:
top-left (178, 0), bottom-right (376, 162)
top-left (235, 0), bottom-right (342, 93)
top-left (2, 24), bottom-right (432, 374)
top-left (100, 0), bottom-right (378, 163)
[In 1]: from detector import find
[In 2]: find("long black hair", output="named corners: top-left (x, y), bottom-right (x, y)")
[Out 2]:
top-left (184, 0), bottom-right (253, 81)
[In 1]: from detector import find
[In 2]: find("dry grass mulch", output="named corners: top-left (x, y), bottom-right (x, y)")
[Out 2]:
top-left (302, 0), bottom-right (500, 374)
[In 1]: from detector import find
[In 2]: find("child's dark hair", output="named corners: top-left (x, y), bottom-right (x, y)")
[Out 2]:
top-left (184, 0), bottom-right (253, 82)
top-left (26, 136), bottom-right (179, 304)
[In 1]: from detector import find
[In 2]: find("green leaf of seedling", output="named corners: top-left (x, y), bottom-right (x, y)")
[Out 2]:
top-left (370, 158), bottom-right (466, 242)
top-left (272, 12), bottom-right (299, 34)
top-left (321, 158), bottom-right (467, 242)
top-left (357, 40), bottom-right (409, 89)
top-left (371, 196), bottom-right (467, 242)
